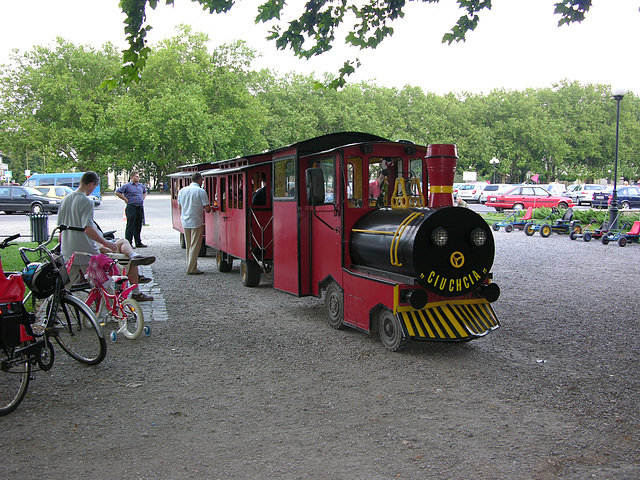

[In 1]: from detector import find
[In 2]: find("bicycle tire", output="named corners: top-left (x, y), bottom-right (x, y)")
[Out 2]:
top-left (0, 350), bottom-right (31, 416)
top-left (119, 298), bottom-right (144, 340)
top-left (50, 294), bottom-right (107, 365)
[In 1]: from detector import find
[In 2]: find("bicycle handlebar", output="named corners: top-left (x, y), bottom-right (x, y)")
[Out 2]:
top-left (18, 224), bottom-right (85, 266)
top-left (0, 233), bottom-right (21, 249)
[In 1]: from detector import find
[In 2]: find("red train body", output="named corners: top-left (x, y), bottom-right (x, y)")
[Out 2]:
top-left (170, 132), bottom-right (500, 350)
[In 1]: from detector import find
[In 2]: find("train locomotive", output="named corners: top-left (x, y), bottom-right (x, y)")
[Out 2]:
top-left (170, 132), bottom-right (500, 351)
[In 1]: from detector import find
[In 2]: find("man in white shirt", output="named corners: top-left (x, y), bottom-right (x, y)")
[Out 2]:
top-left (177, 172), bottom-right (211, 275)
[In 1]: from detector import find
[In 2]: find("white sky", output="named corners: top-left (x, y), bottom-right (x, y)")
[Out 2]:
top-left (0, 0), bottom-right (638, 95)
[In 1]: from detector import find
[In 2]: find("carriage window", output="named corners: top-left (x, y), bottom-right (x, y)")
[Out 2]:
top-left (251, 171), bottom-right (269, 206)
top-left (207, 177), bottom-right (217, 207)
top-left (315, 156), bottom-right (335, 204)
top-left (220, 177), bottom-right (227, 212)
top-left (347, 156), bottom-right (363, 208)
top-left (274, 158), bottom-right (296, 199)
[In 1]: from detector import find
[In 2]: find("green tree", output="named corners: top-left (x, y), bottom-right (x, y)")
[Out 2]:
top-left (112, 0), bottom-right (595, 88)
top-left (0, 38), bottom-right (121, 182)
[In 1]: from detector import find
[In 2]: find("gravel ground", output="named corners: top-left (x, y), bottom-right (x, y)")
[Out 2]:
top-left (1, 197), bottom-right (639, 479)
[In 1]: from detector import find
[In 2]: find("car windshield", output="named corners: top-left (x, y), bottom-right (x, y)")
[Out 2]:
top-left (24, 187), bottom-right (42, 195)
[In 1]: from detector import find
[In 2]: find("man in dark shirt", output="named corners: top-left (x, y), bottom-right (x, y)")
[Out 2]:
top-left (116, 171), bottom-right (147, 248)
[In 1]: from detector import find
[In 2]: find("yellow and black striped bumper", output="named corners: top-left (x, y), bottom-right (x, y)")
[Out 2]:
top-left (397, 299), bottom-right (499, 341)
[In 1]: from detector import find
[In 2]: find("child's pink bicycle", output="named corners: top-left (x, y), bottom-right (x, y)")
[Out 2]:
top-left (73, 254), bottom-right (150, 342)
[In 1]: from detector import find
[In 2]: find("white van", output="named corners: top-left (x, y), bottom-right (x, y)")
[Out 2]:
top-left (480, 184), bottom-right (510, 204)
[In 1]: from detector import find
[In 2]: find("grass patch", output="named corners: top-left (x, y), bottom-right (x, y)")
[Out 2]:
top-left (0, 240), bottom-right (59, 273)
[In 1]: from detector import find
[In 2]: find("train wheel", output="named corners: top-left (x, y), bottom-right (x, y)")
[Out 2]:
top-left (504, 224), bottom-right (514, 233)
top-left (524, 223), bottom-right (535, 236)
top-left (378, 309), bottom-right (409, 352)
top-left (180, 233), bottom-right (186, 249)
top-left (216, 251), bottom-right (233, 272)
top-left (583, 232), bottom-right (592, 242)
top-left (241, 260), bottom-right (261, 287)
top-left (324, 283), bottom-right (344, 330)
top-left (540, 224), bottom-right (552, 238)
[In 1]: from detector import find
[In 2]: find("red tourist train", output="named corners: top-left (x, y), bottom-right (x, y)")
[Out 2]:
top-left (170, 132), bottom-right (500, 350)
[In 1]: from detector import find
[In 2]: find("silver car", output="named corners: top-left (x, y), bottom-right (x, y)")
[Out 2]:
top-left (566, 184), bottom-right (605, 205)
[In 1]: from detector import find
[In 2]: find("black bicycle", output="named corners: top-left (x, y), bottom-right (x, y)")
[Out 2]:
top-left (1, 227), bottom-right (107, 415)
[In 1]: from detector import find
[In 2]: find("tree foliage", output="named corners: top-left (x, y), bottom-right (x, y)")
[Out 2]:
top-left (111, 0), bottom-right (596, 88)
top-left (2, 32), bottom-right (639, 188)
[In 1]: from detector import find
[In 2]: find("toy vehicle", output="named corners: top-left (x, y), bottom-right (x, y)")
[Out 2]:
top-left (601, 220), bottom-right (632, 245)
top-left (616, 221), bottom-right (640, 247)
top-left (549, 208), bottom-right (581, 235)
top-left (170, 133), bottom-right (501, 351)
top-left (570, 217), bottom-right (601, 242)
top-left (492, 207), bottom-right (532, 233)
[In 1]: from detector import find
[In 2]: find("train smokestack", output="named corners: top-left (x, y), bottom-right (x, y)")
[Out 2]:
top-left (426, 144), bottom-right (458, 208)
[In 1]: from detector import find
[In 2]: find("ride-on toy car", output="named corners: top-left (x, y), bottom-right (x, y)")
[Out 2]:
top-left (524, 208), bottom-right (575, 238)
top-left (492, 207), bottom-right (533, 233)
top-left (616, 221), bottom-right (640, 247)
top-left (601, 220), bottom-right (632, 245)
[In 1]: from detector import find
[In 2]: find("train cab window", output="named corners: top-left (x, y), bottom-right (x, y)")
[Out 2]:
top-left (346, 157), bottom-right (363, 208)
top-left (368, 156), bottom-right (401, 206)
top-left (314, 156), bottom-right (335, 204)
top-left (274, 158), bottom-right (296, 200)
top-left (410, 158), bottom-right (427, 197)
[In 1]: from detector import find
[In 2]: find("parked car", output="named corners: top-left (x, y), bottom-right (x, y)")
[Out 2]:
top-left (565, 184), bottom-right (605, 205)
top-left (0, 185), bottom-right (61, 214)
top-left (34, 185), bottom-right (74, 198)
top-left (539, 183), bottom-right (568, 197)
top-left (456, 182), bottom-right (487, 203)
top-left (591, 186), bottom-right (640, 209)
top-left (480, 184), bottom-right (511, 204)
top-left (34, 184), bottom-right (101, 206)
top-left (485, 185), bottom-right (574, 212)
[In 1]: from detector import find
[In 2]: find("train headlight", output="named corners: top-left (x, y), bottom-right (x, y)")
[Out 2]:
top-left (431, 227), bottom-right (448, 247)
top-left (470, 227), bottom-right (487, 247)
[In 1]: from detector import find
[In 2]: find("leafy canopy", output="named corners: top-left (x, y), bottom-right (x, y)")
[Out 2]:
top-left (108, 0), bottom-right (594, 89)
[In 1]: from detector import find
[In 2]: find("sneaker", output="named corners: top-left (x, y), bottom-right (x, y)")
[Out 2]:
top-left (130, 254), bottom-right (155, 266)
top-left (135, 243), bottom-right (148, 248)
top-left (137, 275), bottom-right (152, 284)
top-left (132, 292), bottom-right (154, 302)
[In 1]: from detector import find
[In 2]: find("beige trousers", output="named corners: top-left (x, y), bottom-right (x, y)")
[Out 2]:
top-left (184, 226), bottom-right (203, 274)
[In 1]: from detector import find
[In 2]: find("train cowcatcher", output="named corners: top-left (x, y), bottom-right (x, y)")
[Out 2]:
top-left (170, 132), bottom-right (500, 351)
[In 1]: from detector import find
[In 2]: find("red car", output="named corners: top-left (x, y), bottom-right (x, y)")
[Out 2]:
top-left (485, 185), bottom-right (574, 212)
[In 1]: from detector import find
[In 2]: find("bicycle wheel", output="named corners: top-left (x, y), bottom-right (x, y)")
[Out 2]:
top-left (119, 298), bottom-right (144, 340)
top-left (50, 294), bottom-right (107, 365)
top-left (0, 349), bottom-right (31, 416)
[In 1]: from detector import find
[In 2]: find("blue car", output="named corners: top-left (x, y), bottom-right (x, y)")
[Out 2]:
top-left (591, 186), bottom-right (640, 209)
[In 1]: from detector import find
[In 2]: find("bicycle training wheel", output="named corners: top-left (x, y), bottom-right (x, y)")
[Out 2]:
top-left (0, 349), bottom-right (31, 416)
top-left (49, 294), bottom-right (107, 365)
top-left (119, 298), bottom-right (144, 340)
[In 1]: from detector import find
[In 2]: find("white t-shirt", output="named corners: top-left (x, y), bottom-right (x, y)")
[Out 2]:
top-left (177, 182), bottom-right (209, 229)
top-left (57, 190), bottom-right (99, 260)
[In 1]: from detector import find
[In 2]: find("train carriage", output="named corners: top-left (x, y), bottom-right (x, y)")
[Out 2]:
top-left (170, 132), bottom-right (500, 350)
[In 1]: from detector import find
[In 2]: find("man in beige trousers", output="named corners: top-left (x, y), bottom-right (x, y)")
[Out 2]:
top-left (177, 172), bottom-right (211, 274)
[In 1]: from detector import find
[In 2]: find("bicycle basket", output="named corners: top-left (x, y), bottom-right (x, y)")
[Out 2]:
top-left (21, 262), bottom-right (57, 299)
top-left (0, 302), bottom-right (31, 348)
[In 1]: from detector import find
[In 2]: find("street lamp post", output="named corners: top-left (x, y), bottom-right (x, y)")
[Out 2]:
top-left (490, 157), bottom-right (500, 184)
top-left (609, 87), bottom-right (627, 230)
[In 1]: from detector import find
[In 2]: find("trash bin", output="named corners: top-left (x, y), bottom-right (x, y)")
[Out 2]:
top-left (27, 212), bottom-right (50, 244)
